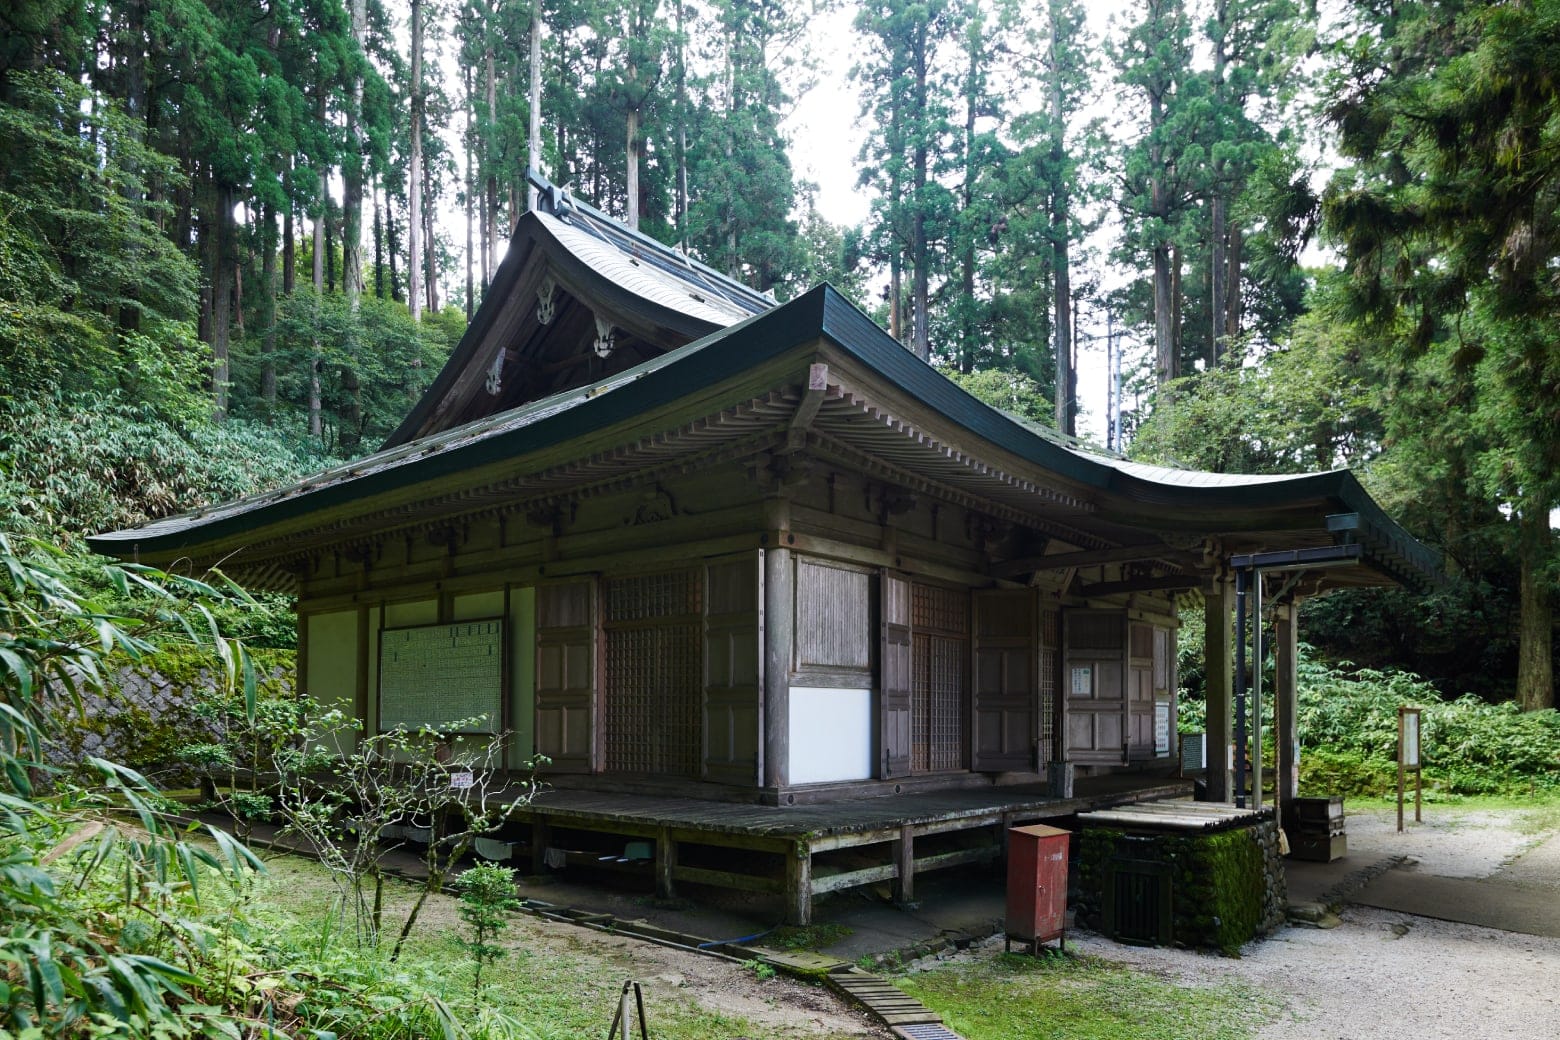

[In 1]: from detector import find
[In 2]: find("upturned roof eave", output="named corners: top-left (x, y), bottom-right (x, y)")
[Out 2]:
top-left (91, 284), bottom-right (1443, 592)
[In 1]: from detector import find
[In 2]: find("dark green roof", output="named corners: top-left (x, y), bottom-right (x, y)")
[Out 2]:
top-left (90, 284), bottom-right (1443, 592)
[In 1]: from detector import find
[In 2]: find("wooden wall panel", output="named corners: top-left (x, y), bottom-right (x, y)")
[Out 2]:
top-left (880, 572), bottom-right (912, 778)
top-left (1064, 609), bottom-right (1128, 765)
top-left (912, 583), bottom-right (968, 774)
top-left (535, 580), bottom-right (596, 772)
top-left (1125, 621), bottom-right (1175, 761)
top-left (973, 590), bottom-right (1036, 773)
top-left (704, 555), bottom-right (761, 785)
top-left (794, 559), bottom-right (871, 677)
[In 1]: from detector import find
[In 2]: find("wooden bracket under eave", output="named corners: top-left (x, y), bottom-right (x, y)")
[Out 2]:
top-left (784, 362), bottom-right (829, 452)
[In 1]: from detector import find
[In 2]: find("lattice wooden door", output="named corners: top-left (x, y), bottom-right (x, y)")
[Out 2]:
top-left (911, 583), bottom-right (969, 774)
top-left (603, 570), bottom-right (702, 777)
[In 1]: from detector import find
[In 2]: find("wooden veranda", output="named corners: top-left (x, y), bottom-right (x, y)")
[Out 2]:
top-left (499, 773), bottom-right (1191, 924)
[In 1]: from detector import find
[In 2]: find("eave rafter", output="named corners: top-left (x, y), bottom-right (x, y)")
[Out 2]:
top-left (226, 393), bottom-right (798, 585)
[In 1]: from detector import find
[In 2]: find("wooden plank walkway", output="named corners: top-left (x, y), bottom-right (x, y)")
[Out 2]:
top-left (501, 774), bottom-right (1192, 924)
top-left (523, 774), bottom-right (1191, 842)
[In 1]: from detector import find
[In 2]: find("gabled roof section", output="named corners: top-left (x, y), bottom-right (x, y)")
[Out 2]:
top-left (384, 173), bottom-right (775, 448)
top-left (90, 284), bottom-right (1445, 596)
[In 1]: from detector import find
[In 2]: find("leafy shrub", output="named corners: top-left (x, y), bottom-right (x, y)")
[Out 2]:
top-left (1295, 650), bottom-right (1560, 796)
top-left (0, 392), bottom-right (329, 544)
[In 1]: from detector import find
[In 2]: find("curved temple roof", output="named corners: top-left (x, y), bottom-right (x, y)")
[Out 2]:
top-left (90, 279), bottom-right (1443, 596)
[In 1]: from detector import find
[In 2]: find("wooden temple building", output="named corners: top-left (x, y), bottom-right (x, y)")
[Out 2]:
top-left (91, 178), bottom-right (1442, 923)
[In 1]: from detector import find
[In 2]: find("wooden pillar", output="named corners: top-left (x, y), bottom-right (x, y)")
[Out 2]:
top-left (763, 547), bottom-right (792, 790)
top-left (1204, 577), bottom-right (1235, 802)
top-left (655, 826), bottom-right (677, 899)
top-left (530, 817), bottom-right (552, 875)
top-left (1274, 601), bottom-right (1300, 818)
top-left (784, 839), bottom-right (812, 925)
top-left (892, 825), bottom-right (915, 906)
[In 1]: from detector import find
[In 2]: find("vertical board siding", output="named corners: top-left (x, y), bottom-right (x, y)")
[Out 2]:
top-left (1127, 622), bottom-right (1157, 760)
top-left (795, 560), bottom-right (871, 672)
top-left (1039, 608), bottom-right (1059, 765)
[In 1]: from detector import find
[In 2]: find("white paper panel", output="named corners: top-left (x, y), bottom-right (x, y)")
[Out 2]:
top-left (788, 686), bottom-right (872, 785)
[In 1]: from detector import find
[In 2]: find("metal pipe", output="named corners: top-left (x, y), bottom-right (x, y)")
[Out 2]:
top-left (1234, 566), bottom-right (1248, 809)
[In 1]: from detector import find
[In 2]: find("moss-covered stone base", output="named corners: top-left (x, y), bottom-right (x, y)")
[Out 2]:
top-left (45, 647), bottom-right (295, 784)
top-left (1076, 815), bottom-right (1287, 955)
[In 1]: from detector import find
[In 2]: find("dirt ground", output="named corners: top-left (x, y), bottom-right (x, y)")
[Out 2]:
top-left (488, 912), bottom-right (893, 1038)
top-left (257, 801), bottom-right (1560, 1039)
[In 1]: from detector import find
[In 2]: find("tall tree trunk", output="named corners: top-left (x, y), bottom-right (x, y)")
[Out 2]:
top-left (209, 181), bottom-right (236, 420)
top-left (282, 164), bottom-right (296, 296)
top-left (343, 0), bottom-right (367, 310)
top-left (527, 0), bottom-right (543, 210)
top-left (484, 29), bottom-right (497, 282)
top-left (910, 22), bottom-right (930, 362)
top-left (890, 254), bottom-right (903, 342)
top-left (425, 165), bottom-right (438, 314)
top-left (1049, 0), bottom-right (1074, 434)
top-left (311, 166), bottom-right (326, 440)
top-left (959, 10), bottom-right (977, 376)
top-left (260, 201), bottom-right (278, 406)
top-left (1225, 225), bottom-right (1243, 339)
top-left (626, 104), bottom-right (640, 230)
top-left (387, 208), bottom-right (401, 303)
top-left (1517, 509), bottom-right (1555, 711)
top-left (723, 30), bottom-right (736, 273)
top-left (1208, 0), bottom-right (1228, 365)
top-left (1147, 27), bottom-right (1175, 390)
top-left (465, 58), bottom-right (477, 320)
top-left (326, 198), bottom-right (336, 293)
top-left (373, 182), bottom-right (384, 298)
top-left (674, 0), bottom-right (687, 248)
top-left (1153, 245), bottom-right (1175, 386)
top-left (409, 0), bottom-right (424, 323)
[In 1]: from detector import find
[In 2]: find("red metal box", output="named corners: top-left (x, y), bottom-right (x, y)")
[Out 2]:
top-left (1005, 823), bottom-right (1071, 953)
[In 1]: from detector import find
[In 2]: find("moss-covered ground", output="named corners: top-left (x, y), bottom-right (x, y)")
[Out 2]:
top-left (893, 951), bottom-right (1273, 1040)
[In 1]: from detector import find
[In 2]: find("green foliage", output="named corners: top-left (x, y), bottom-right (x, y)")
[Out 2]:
top-left (894, 950), bottom-right (1271, 1040)
top-left (0, 393), bottom-right (328, 546)
top-left (231, 287), bottom-right (455, 455)
top-left (455, 863), bottom-right (521, 1002)
top-left (940, 367), bottom-right (1054, 424)
top-left (0, 536), bottom-right (271, 1037)
top-left (1130, 283), bottom-right (1386, 474)
top-left (1323, 0), bottom-right (1560, 710)
top-left (1294, 651), bottom-right (1560, 796)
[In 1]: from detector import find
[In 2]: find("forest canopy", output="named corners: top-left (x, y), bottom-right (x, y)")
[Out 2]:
top-left (0, 0), bottom-right (1555, 708)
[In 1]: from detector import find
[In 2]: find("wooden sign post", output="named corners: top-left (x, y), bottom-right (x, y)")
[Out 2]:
top-left (1397, 706), bottom-right (1422, 832)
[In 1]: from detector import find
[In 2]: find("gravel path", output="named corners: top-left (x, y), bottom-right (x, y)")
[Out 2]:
top-left (905, 803), bottom-right (1560, 1040)
top-left (1101, 804), bottom-right (1560, 1040)
top-left (1065, 904), bottom-right (1560, 1040)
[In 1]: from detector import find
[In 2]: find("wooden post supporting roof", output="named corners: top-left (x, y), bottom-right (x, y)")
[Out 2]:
top-left (1274, 602), bottom-right (1300, 819)
top-left (762, 546), bottom-right (792, 790)
top-left (1204, 578), bottom-right (1235, 802)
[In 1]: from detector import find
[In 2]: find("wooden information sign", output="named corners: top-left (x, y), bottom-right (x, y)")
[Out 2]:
top-left (378, 619), bottom-right (504, 734)
top-left (1397, 705), bottom-right (1422, 832)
